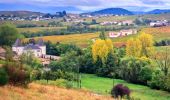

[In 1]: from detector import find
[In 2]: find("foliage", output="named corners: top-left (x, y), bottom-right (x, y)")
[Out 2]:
top-left (148, 70), bottom-right (166, 90)
top-left (119, 57), bottom-right (153, 85)
top-left (47, 51), bottom-right (80, 81)
top-left (17, 24), bottom-right (37, 28)
top-left (154, 47), bottom-right (170, 76)
top-left (48, 21), bottom-right (63, 27)
top-left (0, 24), bottom-right (20, 46)
top-left (134, 18), bottom-right (151, 25)
top-left (96, 53), bottom-right (119, 78)
top-left (138, 33), bottom-right (154, 57)
top-left (92, 39), bottom-right (113, 64)
top-left (99, 31), bottom-right (106, 40)
top-left (126, 33), bottom-right (154, 58)
top-left (0, 67), bottom-right (8, 86)
top-left (155, 39), bottom-right (170, 46)
top-left (4, 62), bottom-right (31, 86)
top-left (126, 38), bottom-right (142, 57)
top-left (20, 51), bottom-right (42, 69)
top-left (5, 47), bottom-right (14, 62)
top-left (111, 84), bottom-right (130, 98)
top-left (79, 48), bottom-right (96, 74)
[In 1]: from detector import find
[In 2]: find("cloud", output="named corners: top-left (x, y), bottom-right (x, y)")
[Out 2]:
top-left (0, 0), bottom-right (170, 12)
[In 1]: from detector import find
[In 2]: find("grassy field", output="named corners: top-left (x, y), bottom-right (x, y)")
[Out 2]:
top-left (155, 46), bottom-right (170, 52)
top-left (17, 27), bottom-right (66, 33)
top-left (30, 26), bottom-right (170, 48)
top-left (80, 74), bottom-right (170, 100)
top-left (32, 33), bottom-right (99, 47)
top-left (35, 74), bottom-right (170, 100)
top-left (0, 83), bottom-right (112, 100)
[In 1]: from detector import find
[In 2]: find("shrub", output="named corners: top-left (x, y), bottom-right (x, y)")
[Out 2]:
top-left (148, 70), bottom-right (165, 90)
top-left (119, 57), bottom-right (153, 85)
top-left (65, 81), bottom-right (73, 89)
top-left (111, 84), bottom-right (130, 98)
top-left (30, 69), bottom-right (42, 81)
top-left (4, 62), bottom-right (31, 86)
top-left (163, 74), bottom-right (170, 92)
top-left (0, 67), bottom-right (8, 86)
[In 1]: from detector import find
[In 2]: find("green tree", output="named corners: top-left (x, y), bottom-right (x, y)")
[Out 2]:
top-left (0, 24), bottom-right (21, 46)
top-left (99, 31), bottom-right (106, 40)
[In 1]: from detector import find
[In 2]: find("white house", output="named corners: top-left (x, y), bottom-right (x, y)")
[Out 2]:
top-left (150, 21), bottom-right (168, 27)
top-left (109, 29), bottom-right (137, 38)
top-left (109, 32), bottom-right (121, 38)
top-left (12, 39), bottom-right (46, 57)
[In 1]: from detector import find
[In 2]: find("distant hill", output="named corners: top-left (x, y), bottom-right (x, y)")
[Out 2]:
top-left (85, 8), bottom-right (133, 15)
top-left (0, 11), bottom-right (44, 17)
top-left (147, 9), bottom-right (170, 14)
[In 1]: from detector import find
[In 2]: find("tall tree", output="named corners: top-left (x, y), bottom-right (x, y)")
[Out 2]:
top-left (155, 47), bottom-right (170, 76)
top-left (99, 30), bottom-right (106, 40)
top-left (138, 33), bottom-right (154, 57)
top-left (126, 38), bottom-right (142, 57)
top-left (126, 33), bottom-right (154, 58)
top-left (0, 24), bottom-right (20, 46)
top-left (92, 39), bottom-right (113, 64)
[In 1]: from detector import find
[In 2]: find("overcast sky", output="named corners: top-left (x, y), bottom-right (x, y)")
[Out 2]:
top-left (0, 0), bottom-right (170, 13)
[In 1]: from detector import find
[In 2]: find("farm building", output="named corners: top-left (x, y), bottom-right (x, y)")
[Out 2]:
top-left (109, 29), bottom-right (137, 38)
top-left (12, 38), bottom-right (46, 57)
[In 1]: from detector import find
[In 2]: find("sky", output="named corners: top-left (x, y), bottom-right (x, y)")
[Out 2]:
top-left (0, 0), bottom-right (170, 13)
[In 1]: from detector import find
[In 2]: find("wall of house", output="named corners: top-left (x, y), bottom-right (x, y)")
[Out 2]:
top-left (12, 46), bottom-right (24, 55)
top-left (39, 46), bottom-right (46, 55)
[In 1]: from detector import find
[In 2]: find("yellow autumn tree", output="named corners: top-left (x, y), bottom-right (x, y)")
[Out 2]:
top-left (126, 38), bottom-right (142, 57)
top-left (92, 39), bottom-right (113, 64)
top-left (126, 32), bottom-right (155, 58)
top-left (138, 32), bottom-right (154, 57)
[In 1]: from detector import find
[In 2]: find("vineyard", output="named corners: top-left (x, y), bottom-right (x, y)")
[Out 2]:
top-left (18, 27), bottom-right (66, 33)
top-left (141, 26), bottom-right (170, 41)
top-left (32, 33), bottom-right (99, 47)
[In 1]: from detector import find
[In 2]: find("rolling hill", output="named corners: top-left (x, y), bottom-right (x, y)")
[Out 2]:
top-left (84, 8), bottom-right (133, 15)
top-left (0, 11), bottom-right (44, 17)
top-left (147, 9), bottom-right (170, 14)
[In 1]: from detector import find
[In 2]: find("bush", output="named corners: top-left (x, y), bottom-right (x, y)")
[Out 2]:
top-left (148, 70), bottom-right (165, 90)
top-left (0, 67), bottom-right (8, 86)
top-left (65, 81), bottom-right (73, 89)
top-left (4, 62), bottom-right (31, 86)
top-left (111, 84), bottom-right (130, 98)
top-left (119, 57), bottom-right (153, 85)
top-left (164, 74), bottom-right (170, 92)
top-left (30, 69), bottom-right (42, 81)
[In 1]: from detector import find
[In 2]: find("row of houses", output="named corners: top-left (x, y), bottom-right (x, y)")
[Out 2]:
top-left (100, 20), bottom-right (134, 26)
top-left (109, 29), bottom-right (137, 38)
top-left (150, 20), bottom-right (169, 27)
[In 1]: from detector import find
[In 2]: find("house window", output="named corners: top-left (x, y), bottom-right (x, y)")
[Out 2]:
top-left (37, 50), bottom-right (40, 52)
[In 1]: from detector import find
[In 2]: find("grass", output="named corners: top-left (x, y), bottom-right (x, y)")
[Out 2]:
top-left (0, 83), bottom-right (112, 100)
top-left (80, 74), bottom-right (170, 100)
top-left (35, 74), bottom-right (170, 100)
